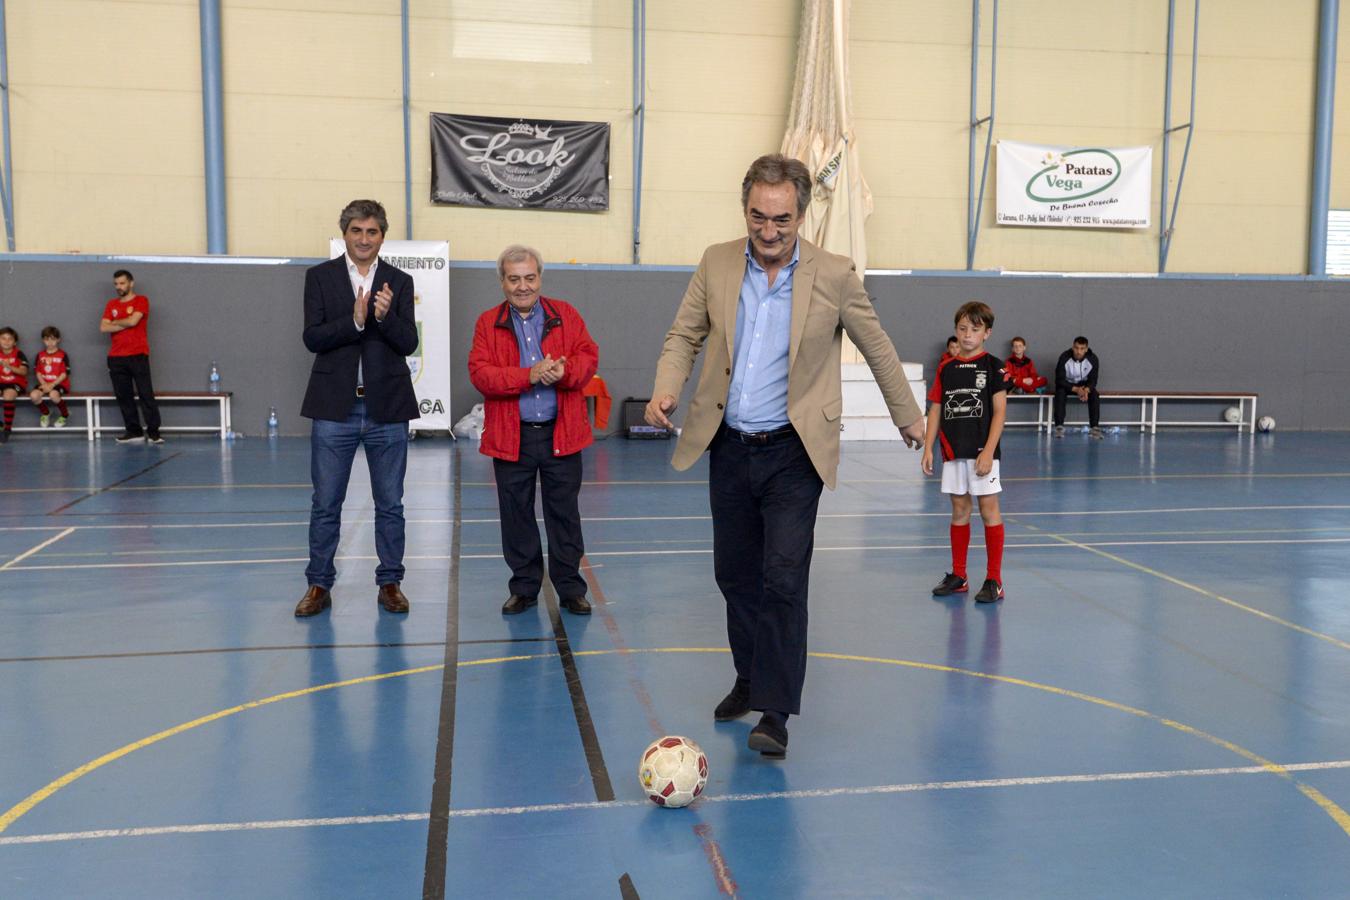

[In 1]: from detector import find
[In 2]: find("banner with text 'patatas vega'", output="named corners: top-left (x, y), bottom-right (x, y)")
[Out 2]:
top-left (997, 140), bottom-right (1151, 229)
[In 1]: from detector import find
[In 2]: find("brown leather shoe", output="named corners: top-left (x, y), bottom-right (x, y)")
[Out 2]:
top-left (501, 594), bottom-right (537, 615)
top-left (294, 585), bottom-right (331, 617)
top-left (377, 583), bottom-right (409, 613)
top-left (560, 595), bottom-right (592, 615)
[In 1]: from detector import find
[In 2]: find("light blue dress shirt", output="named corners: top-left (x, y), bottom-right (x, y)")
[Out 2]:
top-left (724, 239), bottom-right (798, 432)
top-left (510, 304), bottom-right (558, 422)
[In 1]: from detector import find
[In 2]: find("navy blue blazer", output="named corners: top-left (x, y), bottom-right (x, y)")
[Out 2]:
top-left (300, 255), bottom-right (421, 423)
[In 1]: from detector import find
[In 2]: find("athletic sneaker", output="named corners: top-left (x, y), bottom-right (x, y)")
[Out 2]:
top-left (147, 433), bottom-right (165, 445)
top-left (39, 414), bottom-right (49, 428)
top-left (1089, 427), bottom-right (1104, 439)
top-left (53, 416), bottom-right (67, 428)
top-left (975, 579), bottom-right (1004, 603)
top-left (1054, 425), bottom-right (1066, 438)
top-left (931, 573), bottom-right (968, 596)
top-left (115, 432), bottom-right (145, 444)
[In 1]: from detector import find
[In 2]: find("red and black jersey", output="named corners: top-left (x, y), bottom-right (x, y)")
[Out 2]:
top-left (928, 352), bottom-right (1006, 461)
top-left (104, 294), bottom-right (150, 356)
top-left (0, 347), bottom-right (27, 387)
top-left (36, 348), bottom-right (71, 388)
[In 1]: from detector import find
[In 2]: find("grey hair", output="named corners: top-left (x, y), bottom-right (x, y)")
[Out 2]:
top-left (740, 154), bottom-right (812, 217)
top-left (497, 244), bottom-right (544, 279)
top-left (338, 199), bottom-right (389, 235)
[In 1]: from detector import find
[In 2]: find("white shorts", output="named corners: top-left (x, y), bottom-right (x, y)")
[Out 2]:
top-left (940, 458), bottom-right (1002, 496)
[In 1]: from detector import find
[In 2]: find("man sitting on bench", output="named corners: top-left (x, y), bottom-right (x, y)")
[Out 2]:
top-left (1053, 336), bottom-right (1101, 440)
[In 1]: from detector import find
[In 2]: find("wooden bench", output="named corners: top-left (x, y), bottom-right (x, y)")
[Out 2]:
top-left (7, 391), bottom-right (234, 441)
top-left (1004, 390), bottom-right (1258, 434)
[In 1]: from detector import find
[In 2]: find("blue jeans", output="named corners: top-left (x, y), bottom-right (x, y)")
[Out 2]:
top-left (306, 400), bottom-right (409, 589)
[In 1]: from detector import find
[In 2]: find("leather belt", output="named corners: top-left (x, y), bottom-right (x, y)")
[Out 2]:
top-left (522, 419), bottom-right (555, 428)
top-left (721, 423), bottom-right (796, 445)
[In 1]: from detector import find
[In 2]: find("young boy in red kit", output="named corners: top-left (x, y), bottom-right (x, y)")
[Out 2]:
top-left (30, 326), bottom-right (72, 428)
top-left (0, 327), bottom-right (29, 443)
top-left (922, 301), bottom-right (1007, 603)
top-left (1004, 335), bottom-right (1047, 393)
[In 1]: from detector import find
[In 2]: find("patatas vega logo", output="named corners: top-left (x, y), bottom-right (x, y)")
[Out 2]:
top-left (1025, 148), bottom-right (1121, 203)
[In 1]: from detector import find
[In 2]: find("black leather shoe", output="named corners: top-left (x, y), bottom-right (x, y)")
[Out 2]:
top-left (748, 714), bottom-right (788, 759)
top-left (713, 680), bottom-right (751, 721)
top-left (560, 595), bottom-right (592, 615)
top-left (377, 583), bottom-right (409, 613)
top-left (294, 585), bottom-right (331, 617)
top-left (501, 594), bottom-right (538, 615)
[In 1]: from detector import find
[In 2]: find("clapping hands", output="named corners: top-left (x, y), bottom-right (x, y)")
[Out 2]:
top-left (529, 355), bottom-right (566, 386)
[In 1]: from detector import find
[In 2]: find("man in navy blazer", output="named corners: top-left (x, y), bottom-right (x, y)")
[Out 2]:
top-left (295, 199), bottom-right (420, 617)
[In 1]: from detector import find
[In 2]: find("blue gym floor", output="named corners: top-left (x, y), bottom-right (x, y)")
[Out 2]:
top-left (2, 428), bottom-right (1348, 898)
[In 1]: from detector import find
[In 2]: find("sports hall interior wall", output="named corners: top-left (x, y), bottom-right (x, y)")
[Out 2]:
top-left (0, 259), bottom-right (1344, 436)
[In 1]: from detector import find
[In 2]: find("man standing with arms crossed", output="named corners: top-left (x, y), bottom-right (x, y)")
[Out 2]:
top-left (101, 269), bottom-right (163, 444)
top-left (294, 199), bottom-right (419, 617)
top-left (646, 154), bottom-right (925, 759)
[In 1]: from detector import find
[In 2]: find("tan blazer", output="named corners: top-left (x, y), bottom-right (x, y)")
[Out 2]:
top-left (653, 237), bottom-right (923, 490)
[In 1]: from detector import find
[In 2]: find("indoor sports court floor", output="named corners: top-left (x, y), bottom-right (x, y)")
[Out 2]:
top-left (2, 428), bottom-right (1349, 898)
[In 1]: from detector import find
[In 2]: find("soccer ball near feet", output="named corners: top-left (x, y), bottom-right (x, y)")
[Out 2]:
top-left (638, 736), bottom-right (708, 808)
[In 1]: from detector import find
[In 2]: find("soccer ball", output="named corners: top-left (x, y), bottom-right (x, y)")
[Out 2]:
top-left (1223, 406), bottom-right (1241, 423)
top-left (638, 736), bottom-right (708, 808)
top-left (1257, 415), bottom-right (1276, 432)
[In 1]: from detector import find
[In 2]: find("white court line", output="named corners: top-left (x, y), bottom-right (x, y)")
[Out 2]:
top-left (8, 537), bottom-right (1350, 572)
top-left (0, 528), bottom-right (76, 571)
top-left (4, 759), bottom-right (1348, 846)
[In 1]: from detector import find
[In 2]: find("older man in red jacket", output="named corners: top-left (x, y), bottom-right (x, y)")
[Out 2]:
top-left (468, 245), bottom-right (600, 615)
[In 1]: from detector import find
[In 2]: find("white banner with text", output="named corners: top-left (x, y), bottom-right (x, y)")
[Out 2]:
top-left (996, 140), bottom-right (1152, 229)
top-left (330, 239), bottom-right (452, 432)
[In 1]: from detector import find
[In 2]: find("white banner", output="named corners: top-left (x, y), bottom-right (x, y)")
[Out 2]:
top-left (996, 140), bottom-right (1152, 229)
top-left (330, 239), bottom-right (452, 431)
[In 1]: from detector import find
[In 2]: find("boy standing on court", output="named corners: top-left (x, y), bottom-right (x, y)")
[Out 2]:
top-left (922, 301), bottom-right (1007, 603)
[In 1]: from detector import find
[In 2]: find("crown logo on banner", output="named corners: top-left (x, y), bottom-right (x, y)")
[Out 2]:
top-left (508, 121), bottom-right (535, 135)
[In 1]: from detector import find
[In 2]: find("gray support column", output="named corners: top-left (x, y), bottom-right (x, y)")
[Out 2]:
top-left (1309, 0), bottom-right (1339, 275)
top-left (199, 0), bottom-right (227, 254)
top-left (632, 0), bottom-right (646, 264)
top-left (966, 0), bottom-right (998, 270)
top-left (0, 0), bottom-right (16, 251)
top-left (402, 0), bottom-right (413, 239)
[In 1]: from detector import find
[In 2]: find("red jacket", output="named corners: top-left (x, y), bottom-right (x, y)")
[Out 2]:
top-left (468, 297), bottom-right (599, 461)
top-left (1004, 354), bottom-right (1047, 393)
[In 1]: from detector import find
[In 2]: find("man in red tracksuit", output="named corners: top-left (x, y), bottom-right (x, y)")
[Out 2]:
top-left (468, 244), bottom-right (600, 616)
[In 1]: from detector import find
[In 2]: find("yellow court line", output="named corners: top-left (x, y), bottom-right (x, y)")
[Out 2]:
top-left (0, 527), bottom-right (76, 571)
top-left (1018, 522), bottom-right (1350, 653)
top-left (3, 646), bottom-right (1347, 840)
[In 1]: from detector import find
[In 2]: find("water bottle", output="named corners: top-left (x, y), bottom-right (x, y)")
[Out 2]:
top-left (267, 406), bottom-right (279, 438)
top-left (208, 361), bottom-right (221, 394)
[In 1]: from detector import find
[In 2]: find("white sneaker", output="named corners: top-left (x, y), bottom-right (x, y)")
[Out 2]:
top-left (39, 414), bottom-right (49, 428)
top-left (53, 416), bottom-right (67, 428)
top-left (1054, 426), bottom-right (1066, 438)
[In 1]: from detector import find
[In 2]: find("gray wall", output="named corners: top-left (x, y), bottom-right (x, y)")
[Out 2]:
top-left (0, 259), bottom-right (1345, 434)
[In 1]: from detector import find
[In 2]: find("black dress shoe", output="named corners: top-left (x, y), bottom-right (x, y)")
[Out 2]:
top-left (377, 583), bottom-right (409, 613)
top-left (713, 679), bottom-right (751, 721)
top-left (559, 595), bottom-right (592, 615)
top-left (501, 594), bottom-right (538, 615)
top-left (747, 714), bottom-right (788, 759)
top-left (294, 585), bottom-right (331, 617)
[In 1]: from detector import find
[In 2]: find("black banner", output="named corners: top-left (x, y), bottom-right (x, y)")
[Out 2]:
top-left (430, 113), bottom-right (610, 211)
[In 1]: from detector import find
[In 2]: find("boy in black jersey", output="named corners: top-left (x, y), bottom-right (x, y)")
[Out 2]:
top-left (921, 302), bottom-right (1007, 602)
top-left (0, 326), bottom-right (28, 443)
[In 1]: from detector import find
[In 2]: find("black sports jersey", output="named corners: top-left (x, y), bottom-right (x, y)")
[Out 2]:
top-left (928, 352), bottom-right (1006, 461)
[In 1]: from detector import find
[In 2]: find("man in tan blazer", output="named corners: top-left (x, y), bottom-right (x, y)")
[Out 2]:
top-left (646, 154), bottom-right (925, 759)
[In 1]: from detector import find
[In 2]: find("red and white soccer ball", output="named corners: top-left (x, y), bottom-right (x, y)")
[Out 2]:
top-left (638, 735), bottom-right (708, 808)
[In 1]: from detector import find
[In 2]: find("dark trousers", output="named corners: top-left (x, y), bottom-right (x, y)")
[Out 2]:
top-left (1053, 384), bottom-right (1100, 428)
top-left (492, 421), bottom-right (587, 600)
top-left (307, 400), bottom-right (409, 589)
top-left (709, 425), bottom-right (824, 716)
top-left (107, 354), bottom-right (161, 435)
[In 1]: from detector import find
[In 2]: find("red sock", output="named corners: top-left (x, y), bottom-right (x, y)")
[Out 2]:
top-left (2, 401), bottom-right (13, 430)
top-left (985, 522), bottom-right (1005, 583)
top-left (950, 523), bottom-right (971, 580)
top-left (37, 401), bottom-right (50, 415)
top-left (56, 399), bottom-right (69, 417)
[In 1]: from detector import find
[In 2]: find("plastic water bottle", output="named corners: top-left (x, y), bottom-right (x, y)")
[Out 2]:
top-left (208, 361), bottom-right (221, 394)
top-left (267, 406), bottom-right (279, 438)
